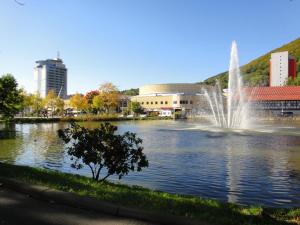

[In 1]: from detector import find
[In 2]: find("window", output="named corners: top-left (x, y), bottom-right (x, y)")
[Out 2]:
top-left (161, 101), bottom-right (163, 104)
top-left (165, 101), bottom-right (168, 104)
top-left (141, 102), bottom-right (144, 105)
top-left (155, 101), bottom-right (158, 104)
top-left (151, 102), bottom-right (153, 105)
top-left (173, 101), bottom-right (177, 104)
top-left (190, 101), bottom-right (193, 104)
top-left (146, 102), bottom-right (149, 105)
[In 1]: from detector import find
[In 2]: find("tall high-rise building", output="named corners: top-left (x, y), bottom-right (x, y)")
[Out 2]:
top-left (269, 51), bottom-right (297, 87)
top-left (34, 57), bottom-right (67, 99)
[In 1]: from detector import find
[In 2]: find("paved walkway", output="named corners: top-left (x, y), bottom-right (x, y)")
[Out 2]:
top-left (0, 186), bottom-right (158, 225)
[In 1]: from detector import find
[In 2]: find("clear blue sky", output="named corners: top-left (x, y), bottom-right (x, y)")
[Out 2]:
top-left (0, 0), bottom-right (299, 94)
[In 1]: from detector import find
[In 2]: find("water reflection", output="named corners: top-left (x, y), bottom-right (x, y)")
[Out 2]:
top-left (0, 120), bottom-right (300, 207)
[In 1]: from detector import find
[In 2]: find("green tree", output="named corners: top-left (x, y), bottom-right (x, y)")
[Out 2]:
top-left (131, 101), bottom-right (143, 116)
top-left (58, 122), bottom-right (148, 181)
top-left (0, 74), bottom-right (23, 119)
top-left (286, 75), bottom-right (300, 86)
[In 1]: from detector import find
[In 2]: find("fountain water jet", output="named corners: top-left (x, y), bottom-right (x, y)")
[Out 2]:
top-left (204, 41), bottom-right (250, 129)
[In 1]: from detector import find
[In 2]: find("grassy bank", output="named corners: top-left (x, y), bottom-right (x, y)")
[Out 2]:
top-left (1, 115), bottom-right (172, 123)
top-left (0, 163), bottom-right (298, 225)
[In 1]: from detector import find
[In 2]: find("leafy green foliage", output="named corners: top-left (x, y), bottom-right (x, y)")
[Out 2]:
top-left (58, 122), bottom-right (148, 181)
top-left (202, 37), bottom-right (300, 88)
top-left (131, 101), bottom-right (143, 116)
top-left (121, 88), bottom-right (139, 96)
top-left (0, 74), bottom-right (23, 119)
top-left (286, 74), bottom-right (300, 86)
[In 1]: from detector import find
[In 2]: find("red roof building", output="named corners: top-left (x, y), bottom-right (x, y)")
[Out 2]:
top-left (244, 86), bottom-right (300, 101)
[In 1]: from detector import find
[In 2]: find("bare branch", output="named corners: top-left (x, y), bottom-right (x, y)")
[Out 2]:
top-left (14, 0), bottom-right (25, 6)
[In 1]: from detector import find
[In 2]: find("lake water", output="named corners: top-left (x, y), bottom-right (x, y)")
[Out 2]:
top-left (1, 120), bottom-right (300, 207)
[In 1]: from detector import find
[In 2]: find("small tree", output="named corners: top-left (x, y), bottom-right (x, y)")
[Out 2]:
top-left (131, 101), bottom-right (143, 116)
top-left (58, 122), bottom-right (149, 181)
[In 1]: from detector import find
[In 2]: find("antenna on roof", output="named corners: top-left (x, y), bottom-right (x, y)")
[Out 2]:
top-left (57, 51), bottom-right (60, 59)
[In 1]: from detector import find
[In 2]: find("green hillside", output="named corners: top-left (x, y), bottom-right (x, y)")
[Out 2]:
top-left (202, 37), bottom-right (300, 88)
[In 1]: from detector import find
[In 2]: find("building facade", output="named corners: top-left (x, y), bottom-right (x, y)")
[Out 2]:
top-left (245, 86), bottom-right (300, 115)
top-left (270, 51), bottom-right (297, 87)
top-left (131, 83), bottom-right (209, 116)
top-left (34, 58), bottom-right (68, 99)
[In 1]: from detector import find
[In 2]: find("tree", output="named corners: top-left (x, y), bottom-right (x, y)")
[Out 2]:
top-left (58, 122), bottom-right (148, 181)
top-left (55, 98), bottom-right (65, 116)
top-left (31, 93), bottom-right (44, 116)
top-left (286, 75), bottom-right (300, 86)
top-left (0, 74), bottom-right (23, 119)
top-left (69, 93), bottom-right (88, 111)
top-left (131, 101), bottom-right (143, 116)
top-left (121, 88), bottom-right (139, 96)
top-left (84, 90), bottom-right (100, 113)
top-left (92, 95), bottom-right (104, 113)
top-left (43, 90), bottom-right (64, 117)
top-left (98, 82), bottom-right (120, 114)
top-left (84, 90), bottom-right (100, 105)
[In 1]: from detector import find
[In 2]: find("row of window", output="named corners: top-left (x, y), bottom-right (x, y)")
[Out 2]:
top-left (176, 100), bottom-right (193, 104)
top-left (252, 100), bottom-right (300, 109)
top-left (141, 101), bottom-right (168, 105)
top-left (141, 100), bottom-right (193, 105)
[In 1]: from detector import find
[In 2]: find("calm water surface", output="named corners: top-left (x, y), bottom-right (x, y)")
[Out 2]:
top-left (1, 120), bottom-right (300, 207)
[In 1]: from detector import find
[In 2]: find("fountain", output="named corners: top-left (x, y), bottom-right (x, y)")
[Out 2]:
top-left (203, 41), bottom-right (250, 129)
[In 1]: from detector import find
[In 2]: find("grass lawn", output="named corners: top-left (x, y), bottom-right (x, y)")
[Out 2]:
top-left (0, 162), bottom-right (299, 225)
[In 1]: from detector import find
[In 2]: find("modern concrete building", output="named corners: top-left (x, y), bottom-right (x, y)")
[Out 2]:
top-left (34, 57), bottom-right (68, 99)
top-left (270, 51), bottom-right (297, 87)
top-left (131, 83), bottom-right (210, 116)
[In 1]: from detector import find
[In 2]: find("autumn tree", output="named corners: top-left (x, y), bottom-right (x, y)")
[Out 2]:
top-left (98, 82), bottom-right (119, 114)
top-left (31, 93), bottom-right (45, 116)
top-left (69, 93), bottom-right (88, 112)
top-left (92, 95), bottom-right (104, 114)
top-left (55, 98), bottom-right (65, 116)
top-left (84, 90), bottom-right (100, 113)
top-left (43, 90), bottom-right (64, 117)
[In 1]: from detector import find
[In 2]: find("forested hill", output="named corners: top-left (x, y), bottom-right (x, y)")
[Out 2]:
top-left (201, 37), bottom-right (300, 88)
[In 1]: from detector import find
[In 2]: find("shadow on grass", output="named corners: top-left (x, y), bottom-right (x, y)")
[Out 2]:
top-left (0, 163), bottom-right (298, 225)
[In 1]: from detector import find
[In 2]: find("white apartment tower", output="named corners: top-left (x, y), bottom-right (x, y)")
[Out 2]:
top-left (270, 51), bottom-right (296, 87)
top-left (34, 57), bottom-right (67, 99)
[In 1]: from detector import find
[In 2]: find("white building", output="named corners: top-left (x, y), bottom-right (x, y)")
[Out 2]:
top-left (270, 51), bottom-right (296, 87)
top-left (34, 57), bottom-right (68, 99)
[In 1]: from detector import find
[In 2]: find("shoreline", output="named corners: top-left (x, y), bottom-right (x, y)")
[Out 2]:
top-left (0, 115), bottom-right (173, 124)
top-left (0, 163), bottom-right (298, 225)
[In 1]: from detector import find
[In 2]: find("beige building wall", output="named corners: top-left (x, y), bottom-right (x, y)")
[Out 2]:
top-left (131, 83), bottom-right (211, 115)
